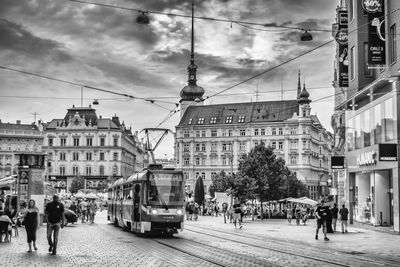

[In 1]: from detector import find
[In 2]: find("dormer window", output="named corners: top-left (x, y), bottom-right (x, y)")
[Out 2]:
top-left (198, 117), bottom-right (204, 124)
top-left (238, 116), bottom-right (245, 123)
top-left (225, 116), bottom-right (233, 123)
top-left (188, 118), bottom-right (193, 125)
top-left (210, 117), bottom-right (217, 124)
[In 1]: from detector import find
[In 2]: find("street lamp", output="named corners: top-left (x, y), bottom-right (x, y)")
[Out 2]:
top-left (300, 30), bottom-right (313, 41)
top-left (136, 12), bottom-right (150, 25)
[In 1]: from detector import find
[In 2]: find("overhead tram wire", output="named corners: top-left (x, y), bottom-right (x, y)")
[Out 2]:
top-left (0, 65), bottom-right (178, 107)
top-left (67, 0), bottom-right (332, 33)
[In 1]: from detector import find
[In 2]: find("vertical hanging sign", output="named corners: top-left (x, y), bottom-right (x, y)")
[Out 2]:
top-left (363, 0), bottom-right (386, 68)
top-left (335, 10), bottom-right (348, 87)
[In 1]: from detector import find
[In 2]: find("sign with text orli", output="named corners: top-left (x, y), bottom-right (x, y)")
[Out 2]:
top-left (336, 10), bottom-right (348, 87)
top-left (363, 0), bottom-right (386, 68)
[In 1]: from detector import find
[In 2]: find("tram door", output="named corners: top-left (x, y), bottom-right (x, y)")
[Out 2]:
top-left (133, 183), bottom-right (141, 230)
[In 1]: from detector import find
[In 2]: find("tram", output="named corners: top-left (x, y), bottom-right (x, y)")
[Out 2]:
top-left (107, 165), bottom-right (185, 235)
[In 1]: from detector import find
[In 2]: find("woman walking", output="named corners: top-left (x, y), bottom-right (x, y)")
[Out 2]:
top-left (23, 199), bottom-right (40, 252)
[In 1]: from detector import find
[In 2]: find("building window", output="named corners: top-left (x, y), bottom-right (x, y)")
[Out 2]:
top-left (210, 117), bottom-right (217, 124)
top-left (211, 142), bottom-right (217, 152)
top-left (222, 130), bottom-right (227, 137)
top-left (240, 129), bottom-right (246, 136)
top-left (195, 143), bottom-right (200, 152)
top-left (60, 138), bottom-right (66, 146)
top-left (86, 166), bottom-right (92, 176)
top-left (48, 138), bottom-right (53, 147)
top-left (48, 153), bottom-right (53, 161)
top-left (73, 152), bottom-right (79, 161)
top-left (261, 129), bottom-right (265, 135)
top-left (222, 156), bottom-right (227, 165)
top-left (100, 152), bottom-right (105, 161)
top-left (272, 128), bottom-right (276, 135)
top-left (211, 172), bottom-right (217, 178)
top-left (238, 116), bottom-right (245, 123)
top-left (302, 140), bottom-right (307, 149)
top-left (59, 152), bottom-right (66, 161)
top-left (198, 117), bottom-right (204, 124)
top-left (183, 143), bottom-right (190, 152)
top-left (349, 0), bottom-right (354, 22)
top-left (350, 46), bottom-right (355, 80)
top-left (73, 137), bottom-right (79, 147)
top-left (290, 156), bottom-right (297, 165)
top-left (290, 141), bottom-right (297, 149)
top-left (188, 118), bottom-right (193, 125)
top-left (225, 116), bottom-right (233, 123)
top-left (100, 137), bottom-right (105, 146)
top-left (290, 127), bottom-right (297, 134)
top-left (222, 143), bottom-right (232, 151)
top-left (113, 153), bottom-right (118, 161)
top-left (99, 165), bottom-right (105, 176)
top-left (201, 172), bottom-right (205, 179)
top-left (183, 131), bottom-right (190, 138)
top-left (201, 131), bottom-right (206, 137)
top-left (254, 129), bottom-right (259, 136)
top-left (86, 152), bottom-right (92, 161)
top-left (239, 142), bottom-right (246, 151)
top-left (278, 141), bottom-right (283, 150)
top-left (73, 166), bottom-right (79, 176)
top-left (196, 131), bottom-right (200, 138)
top-left (211, 156), bottom-right (217, 165)
top-left (278, 128), bottom-right (283, 135)
top-left (86, 138), bottom-right (93, 146)
top-left (183, 157), bottom-right (190, 166)
top-left (113, 137), bottom-right (118, 147)
top-left (60, 166), bottom-right (65, 175)
top-left (228, 130), bottom-right (233, 136)
top-left (271, 141), bottom-right (276, 149)
top-left (201, 158), bottom-right (206, 165)
top-left (211, 130), bottom-right (217, 137)
top-left (390, 24), bottom-right (397, 64)
top-left (201, 143), bottom-right (206, 151)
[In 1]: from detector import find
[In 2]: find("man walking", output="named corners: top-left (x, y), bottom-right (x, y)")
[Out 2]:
top-left (45, 195), bottom-right (65, 255)
top-left (339, 204), bottom-right (349, 233)
top-left (315, 199), bottom-right (330, 241)
top-left (331, 203), bottom-right (339, 232)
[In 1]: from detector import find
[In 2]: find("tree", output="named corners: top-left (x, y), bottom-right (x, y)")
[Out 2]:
top-left (208, 171), bottom-right (252, 203)
top-left (194, 176), bottom-right (205, 206)
top-left (208, 171), bottom-right (230, 198)
top-left (283, 170), bottom-right (309, 198)
top-left (69, 176), bottom-right (85, 194)
top-left (237, 143), bottom-right (287, 219)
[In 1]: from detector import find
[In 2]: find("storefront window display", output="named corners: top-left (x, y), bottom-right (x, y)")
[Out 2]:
top-left (373, 104), bottom-right (382, 144)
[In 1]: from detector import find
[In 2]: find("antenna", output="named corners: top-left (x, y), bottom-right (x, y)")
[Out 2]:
top-left (256, 84), bottom-right (259, 102)
top-left (81, 87), bottom-right (83, 107)
top-left (281, 81), bottom-right (284, 100)
top-left (32, 112), bottom-right (39, 123)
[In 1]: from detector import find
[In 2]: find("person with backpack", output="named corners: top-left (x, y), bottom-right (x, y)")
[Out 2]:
top-left (193, 203), bottom-right (199, 221)
top-left (315, 199), bottom-right (330, 241)
top-left (339, 204), bottom-right (349, 233)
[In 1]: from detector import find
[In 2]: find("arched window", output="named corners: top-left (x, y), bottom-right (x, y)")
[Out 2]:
top-left (99, 165), bottom-right (104, 176)
top-left (72, 166), bottom-right (79, 176)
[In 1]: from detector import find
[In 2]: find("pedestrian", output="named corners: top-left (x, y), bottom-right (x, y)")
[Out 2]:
top-left (339, 204), bottom-right (349, 233)
top-left (301, 204), bottom-right (308, 225)
top-left (233, 199), bottom-right (242, 229)
top-left (222, 202), bottom-right (228, 223)
top-left (188, 201), bottom-right (194, 220)
top-left (286, 204), bottom-right (292, 223)
top-left (45, 195), bottom-right (65, 255)
top-left (331, 203), bottom-right (339, 232)
top-left (315, 199), bottom-right (330, 241)
top-left (295, 204), bottom-right (301, 225)
top-left (0, 210), bottom-right (12, 242)
top-left (22, 199), bottom-right (40, 252)
top-left (193, 203), bottom-right (199, 221)
top-left (79, 199), bottom-right (87, 223)
top-left (89, 200), bottom-right (97, 224)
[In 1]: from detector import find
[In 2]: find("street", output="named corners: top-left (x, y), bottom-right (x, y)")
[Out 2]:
top-left (1, 211), bottom-right (400, 267)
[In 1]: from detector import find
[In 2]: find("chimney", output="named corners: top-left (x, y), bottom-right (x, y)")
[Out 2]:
top-left (99, 115), bottom-right (102, 119)
top-left (16, 120), bottom-right (21, 124)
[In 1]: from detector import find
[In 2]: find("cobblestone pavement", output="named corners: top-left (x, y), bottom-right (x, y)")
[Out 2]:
top-left (1, 211), bottom-right (400, 267)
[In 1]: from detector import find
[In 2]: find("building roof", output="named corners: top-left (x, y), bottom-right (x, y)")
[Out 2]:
top-left (63, 106), bottom-right (98, 127)
top-left (178, 100), bottom-right (299, 126)
top-left (0, 122), bottom-right (39, 131)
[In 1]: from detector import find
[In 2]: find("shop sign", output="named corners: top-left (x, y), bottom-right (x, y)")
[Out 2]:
top-left (337, 10), bottom-right (348, 87)
top-left (379, 143), bottom-right (397, 161)
top-left (335, 29), bottom-right (348, 45)
top-left (331, 156), bottom-right (345, 169)
top-left (356, 151), bottom-right (377, 166)
top-left (366, 0), bottom-right (386, 68)
top-left (362, 0), bottom-right (382, 13)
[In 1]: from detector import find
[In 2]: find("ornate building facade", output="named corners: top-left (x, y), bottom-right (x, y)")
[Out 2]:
top-left (43, 105), bottom-right (147, 193)
top-left (176, 73), bottom-right (333, 200)
top-left (0, 120), bottom-right (44, 179)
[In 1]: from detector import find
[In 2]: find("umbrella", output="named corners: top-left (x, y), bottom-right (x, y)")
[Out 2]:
top-left (85, 193), bottom-right (98, 199)
top-left (204, 194), bottom-right (212, 199)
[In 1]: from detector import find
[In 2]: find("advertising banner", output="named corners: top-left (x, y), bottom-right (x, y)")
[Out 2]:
top-left (331, 156), bottom-right (345, 169)
top-left (363, 0), bottom-right (386, 67)
top-left (379, 143), bottom-right (397, 161)
top-left (336, 10), bottom-right (348, 87)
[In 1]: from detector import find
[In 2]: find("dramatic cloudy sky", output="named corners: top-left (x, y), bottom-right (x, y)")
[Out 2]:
top-left (0, 0), bottom-right (339, 158)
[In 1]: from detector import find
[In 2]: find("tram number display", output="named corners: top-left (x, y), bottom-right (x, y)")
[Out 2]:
top-left (152, 173), bottom-right (182, 181)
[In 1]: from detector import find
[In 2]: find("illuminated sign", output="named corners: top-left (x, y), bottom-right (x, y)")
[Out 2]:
top-left (356, 151), bottom-right (377, 166)
top-left (379, 144), bottom-right (397, 161)
top-left (331, 156), bottom-right (345, 169)
top-left (362, 0), bottom-right (382, 13)
top-left (366, 0), bottom-right (386, 67)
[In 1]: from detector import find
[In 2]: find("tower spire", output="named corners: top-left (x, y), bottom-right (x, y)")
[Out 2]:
top-left (188, 0), bottom-right (197, 86)
top-left (297, 69), bottom-right (301, 98)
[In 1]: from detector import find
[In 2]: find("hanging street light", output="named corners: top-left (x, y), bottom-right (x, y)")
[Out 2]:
top-left (136, 11), bottom-right (150, 25)
top-left (300, 30), bottom-right (313, 41)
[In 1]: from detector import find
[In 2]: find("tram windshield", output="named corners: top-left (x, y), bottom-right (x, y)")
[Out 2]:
top-left (148, 173), bottom-right (184, 207)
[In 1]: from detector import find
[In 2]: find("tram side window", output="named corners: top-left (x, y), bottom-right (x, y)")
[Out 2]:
top-left (149, 185), bottom-right (157, 201)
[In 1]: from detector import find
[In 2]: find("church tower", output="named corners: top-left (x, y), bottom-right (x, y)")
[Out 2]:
top-left (297, 71), bottom-right (311, 118)
top-left (179, 0), bottom-right (204, 118)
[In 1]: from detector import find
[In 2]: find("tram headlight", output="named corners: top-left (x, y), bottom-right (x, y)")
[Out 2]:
top-left (151, 209), bottom-right (158, 214)
top-left (176, 209), bottom-right (183, 215)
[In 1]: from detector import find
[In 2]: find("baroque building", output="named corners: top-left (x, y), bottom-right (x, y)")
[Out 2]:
top-left (175, 72), bottom-right (333, 200)
top-left (43, 105), bottom-right (146, 193)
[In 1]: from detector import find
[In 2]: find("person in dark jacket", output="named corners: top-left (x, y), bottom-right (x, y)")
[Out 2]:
top-left (45, 195), bottom-right (65, 255)
top-left (339, 204), bottom-right (349, 233)
top-left (315, 200), bottom-right (330, 241)
top-left (23, 199), bottom-right (40, 252)
top-left (331, 203), bottom-right (339, 232)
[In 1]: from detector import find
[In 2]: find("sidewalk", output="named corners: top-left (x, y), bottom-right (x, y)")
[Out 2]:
top-left (186, 215), bottom-right (400, 262)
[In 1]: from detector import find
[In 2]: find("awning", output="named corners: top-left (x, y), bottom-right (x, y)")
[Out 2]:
top-left (0, 175), bottom-right (16, 188)
top-left (287, 197), bottom-right (318, 206)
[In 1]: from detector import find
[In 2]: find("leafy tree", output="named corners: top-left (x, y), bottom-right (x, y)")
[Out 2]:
top-left (237, 143), bottom-right (287, 219)
top-left (69, 176), bottom-right (85, 194)
top-left (194, 176), bottom-right (205, 206)
top-left (208, 171), bottom-right (252, 203)
top-left (282, 170), bottom-right (309, 198)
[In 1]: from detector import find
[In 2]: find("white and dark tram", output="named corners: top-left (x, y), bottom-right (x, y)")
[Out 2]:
top-left (107, 165), bottom-right (185, 235)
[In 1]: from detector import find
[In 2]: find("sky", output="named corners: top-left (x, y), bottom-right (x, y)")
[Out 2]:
top-left (0, 0), bottom-right (339, 158)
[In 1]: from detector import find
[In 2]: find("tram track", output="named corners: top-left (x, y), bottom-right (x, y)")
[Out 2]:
top-left (184, 224), bottom-right (399, 267)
